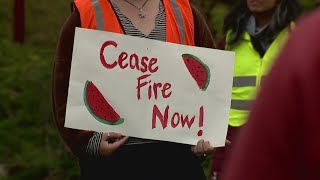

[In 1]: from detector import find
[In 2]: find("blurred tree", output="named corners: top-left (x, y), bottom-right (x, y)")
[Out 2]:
top-left (13, 0), bottom-right (24, 43)
top-left (190, 0), bottom-right (236, 40)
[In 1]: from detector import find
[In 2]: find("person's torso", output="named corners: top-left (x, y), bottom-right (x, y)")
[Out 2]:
top-left (74, 0), bottom-right (195, 45)
top-left (111, 1), bottom-right (166, 144)
top-left (74, 0), bottom-right (195, 144)
top-left (227, 27), bottom-right (290, 127)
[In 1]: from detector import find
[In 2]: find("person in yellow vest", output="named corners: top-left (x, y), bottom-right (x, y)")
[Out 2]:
top-left (52, 0), bottom-right (217, 179)
top-left (210, 0), bottom-right (301, 179)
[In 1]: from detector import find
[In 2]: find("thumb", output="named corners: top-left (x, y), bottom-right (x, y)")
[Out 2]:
top-left (225, 139), bottom-right (231, 145)
top-left (108, 136), bottom-right (129, 151)
top-left (107, 132), bottom-right (124, 140)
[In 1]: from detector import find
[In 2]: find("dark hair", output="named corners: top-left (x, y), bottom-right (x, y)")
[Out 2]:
top-left (224, 0), bottom-right (302, 46)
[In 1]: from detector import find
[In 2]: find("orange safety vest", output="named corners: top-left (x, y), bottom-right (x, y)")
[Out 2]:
top-left (74, 0), bottom-right (195, 46)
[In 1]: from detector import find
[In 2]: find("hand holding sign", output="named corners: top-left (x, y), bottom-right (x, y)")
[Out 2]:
top-left (191, 139), bottom-right (231, 156)
top-left (99, 132), bottom-right (129, 157)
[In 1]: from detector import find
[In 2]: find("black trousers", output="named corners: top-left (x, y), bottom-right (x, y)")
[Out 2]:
top-left (79, 142), bottom-right (206, 180)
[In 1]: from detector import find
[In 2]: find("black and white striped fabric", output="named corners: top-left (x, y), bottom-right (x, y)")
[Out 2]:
top-left (86, 1), bottom-right (166, 157)
top-left (85, 132), bottom-right (103, 157)
top-left (113, 0), bottom-right (166, 41)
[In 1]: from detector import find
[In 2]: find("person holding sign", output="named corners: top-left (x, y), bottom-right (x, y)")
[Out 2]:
top-left (52, 0), bottom-right (217, 179)
top-left (210, 0), bottom-right (301, 179)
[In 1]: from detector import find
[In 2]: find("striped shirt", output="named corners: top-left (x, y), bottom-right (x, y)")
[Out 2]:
top-left (116, 1), bottom-right (166, 41)
top-left (86, 1), bottom-right (166, 157)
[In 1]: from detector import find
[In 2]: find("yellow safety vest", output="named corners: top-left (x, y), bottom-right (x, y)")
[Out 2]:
top-left (227, 25), bottom-right (292, 127)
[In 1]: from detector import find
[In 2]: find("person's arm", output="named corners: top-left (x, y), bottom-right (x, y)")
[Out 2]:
top-left (52, 8), bottom-right (99, 157)
top-left (52, 6), bottom-right (128, 158)
top-left (191, 4), bottom-right (216, 49)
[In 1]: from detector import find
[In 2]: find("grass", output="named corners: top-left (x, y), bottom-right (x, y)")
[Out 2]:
top-left (0, 0), bottom-right (80, 179)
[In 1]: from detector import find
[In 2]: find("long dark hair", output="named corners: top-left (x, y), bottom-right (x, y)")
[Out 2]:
top-left (224, 0), bottom-right (302, 46)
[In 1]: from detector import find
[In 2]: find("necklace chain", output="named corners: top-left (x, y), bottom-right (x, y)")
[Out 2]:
top-left (123, 0), bottom-right (149, 18)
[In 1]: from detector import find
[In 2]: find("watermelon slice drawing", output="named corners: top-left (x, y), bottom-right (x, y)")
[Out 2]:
top-left (182, 54), bottom-right (211, 91)
top-left (84, 80), bottom-right (124, 125)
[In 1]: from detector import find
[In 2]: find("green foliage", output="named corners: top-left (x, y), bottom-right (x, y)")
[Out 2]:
top-left (0, 0), bottom-right (79, 179)
top-left (201, 153), bottom-right (213, 178)
top-left (0, 39), bottom-right (80, 180)
top-left (299, 0), bottom-right (318, 10)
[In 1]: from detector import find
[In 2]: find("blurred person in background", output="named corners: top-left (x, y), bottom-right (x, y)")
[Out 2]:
top-left (210, 0), bottom-right (301, 179)
top-left (52, 0), bottom-right (217, 179)
top-left (221, 8), bottom-right (320, 180)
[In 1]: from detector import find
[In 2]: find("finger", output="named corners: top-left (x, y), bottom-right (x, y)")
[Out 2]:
top-left (205, 141), bottom-right (215, 154)
top-left (107, 132), bottom-right (124, 140)
top-left (108, 136), bottom-right (129, 151)
top-left (196, 139), bottom-right (204, 154)
top-left (192, 144), bottom-right (199, 154)
top-left (203, 141), bottom-right (210, 153)
top-left (225, 139), bottom-right (231, 145)
top-left (101, 132), bottom-right (109, 141)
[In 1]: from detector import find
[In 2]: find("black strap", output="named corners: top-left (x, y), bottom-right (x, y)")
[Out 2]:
top-left (250, 35), bottom-right (266, 58)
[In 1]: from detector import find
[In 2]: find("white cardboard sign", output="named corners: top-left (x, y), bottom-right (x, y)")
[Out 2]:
top-left (65, 28), bottom-right (235, 147)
